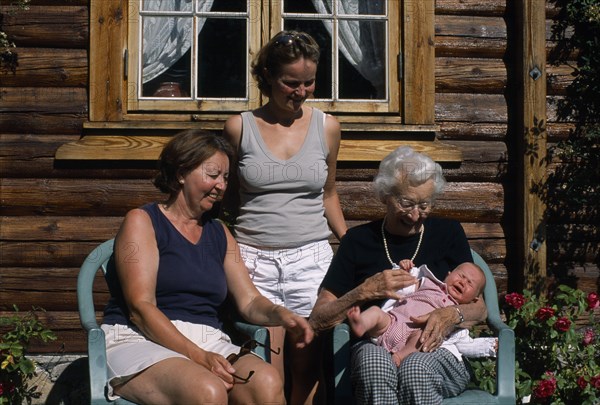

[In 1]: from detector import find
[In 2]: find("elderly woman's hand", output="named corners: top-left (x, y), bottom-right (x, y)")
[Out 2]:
top-left (359, 269), bottom-right (417, 301)
top-left (410, 306), bottom-right (459, 352)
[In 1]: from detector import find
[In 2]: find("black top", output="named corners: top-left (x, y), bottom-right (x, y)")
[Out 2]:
top-left (320, 217), bottom-right (472, 308)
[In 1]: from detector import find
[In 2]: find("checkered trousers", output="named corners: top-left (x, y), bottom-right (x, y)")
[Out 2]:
top-left (350, 340), bottom-right (470, 405)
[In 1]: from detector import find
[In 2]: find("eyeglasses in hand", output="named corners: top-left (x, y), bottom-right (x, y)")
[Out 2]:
top-left (226, 339), bottom-right (281, 384)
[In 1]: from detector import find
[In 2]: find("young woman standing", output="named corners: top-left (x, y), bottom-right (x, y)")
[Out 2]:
top-left (222, 30), bottom-right (347, 404)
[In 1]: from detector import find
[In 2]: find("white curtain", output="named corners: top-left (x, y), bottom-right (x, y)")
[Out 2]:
top-left (310, 0), bottom-right (385, 96)
top-left (142, 0), bottom-right (214, 83)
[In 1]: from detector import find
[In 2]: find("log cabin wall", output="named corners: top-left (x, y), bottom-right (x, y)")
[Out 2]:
top-left (0, 0), bottom-right (596, 355)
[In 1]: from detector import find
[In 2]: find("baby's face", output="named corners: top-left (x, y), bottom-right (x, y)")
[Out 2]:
top-left (445, 263), bottom-right (485, 304)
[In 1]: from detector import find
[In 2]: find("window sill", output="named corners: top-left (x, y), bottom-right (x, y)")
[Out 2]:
top-left (55, 121), bottom-right (461, 163)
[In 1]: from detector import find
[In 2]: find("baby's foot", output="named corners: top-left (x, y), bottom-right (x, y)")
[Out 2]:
top-left (347, 306), bottom-right (367, 337)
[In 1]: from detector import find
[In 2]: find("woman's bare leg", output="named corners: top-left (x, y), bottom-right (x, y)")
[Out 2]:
top-left (269, 325), bottom-right (324, 404)
top-left (228, 354), bottom-right (285, 404)
top-left (267, 325), bottom-right (286, 383)
top-left (288, 333), bottom-right (323, 405)
top-left (114, 357), bottom-right (228, 405)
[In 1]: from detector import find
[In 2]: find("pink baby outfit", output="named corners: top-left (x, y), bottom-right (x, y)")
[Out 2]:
top-left (377, 274), bottom-right (457, 353)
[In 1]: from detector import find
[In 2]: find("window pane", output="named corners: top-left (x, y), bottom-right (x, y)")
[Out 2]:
top-left (143, 0), bottom-right (192, 12)
top-left (281, 0), bottom-right (389, 102)
top-left (284, 0), bottom-right (331, 14)
top-left (210, 0), bottom-right (245, 12)
top-left (338, 19), bottom-right (386, 99)
top-left (337, 0), bottom-right (385, 16)
top-left (141, 16), bottom-right (193, 97)
top-left (197, 18), bottom-right (247, 98)
top-left (283, 19), bottom-right (332, 99)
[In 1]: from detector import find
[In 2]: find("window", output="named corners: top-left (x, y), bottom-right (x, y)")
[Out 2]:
top-left (58, 0), bottom-right (444, 162)
top-left (88, 0), bottom-right (434, 124)
top-left (127, 0), bottom-right (399, 114)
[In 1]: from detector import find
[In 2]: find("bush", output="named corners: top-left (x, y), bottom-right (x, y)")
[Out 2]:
top-left (470, 286), bottom-right (600, 404)
top-left (0, 307), bottom-right (56, 405)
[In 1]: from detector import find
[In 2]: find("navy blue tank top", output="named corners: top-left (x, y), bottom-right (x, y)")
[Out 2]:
top-left (103, 203), bottom-right (228, 329)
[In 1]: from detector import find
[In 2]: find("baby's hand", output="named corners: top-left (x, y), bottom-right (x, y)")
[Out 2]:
top-left (398, 259), bottom-right (414, 271)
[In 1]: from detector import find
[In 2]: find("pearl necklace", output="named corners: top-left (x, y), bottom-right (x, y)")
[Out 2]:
top-left (381, 217), bottom-right (424, 269)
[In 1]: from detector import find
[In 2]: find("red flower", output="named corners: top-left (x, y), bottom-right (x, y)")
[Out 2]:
top-left (582, 329), bottom-right (595, 346)
top-left (577, 376), bottom-right (588, 390)
top-left (505, 292), bottom-right (526, 309)
top-left (553, 317), bottom-right (571, 332)
top-left (591, 375), bottom-right (600, 389)
top-left (535, 306), bottom-right (555, 321)
top-left (533, 375), bottom-right (557, 399)
top-left (587, 292), bottom-right (599, 310)
top-left (0, 380), bottom-right (15, 395)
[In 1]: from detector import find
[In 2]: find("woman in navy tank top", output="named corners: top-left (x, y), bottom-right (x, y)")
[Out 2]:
top-left (101, 130), bottom-right (313, 404)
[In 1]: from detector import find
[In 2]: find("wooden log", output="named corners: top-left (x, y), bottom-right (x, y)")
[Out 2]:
top-left (546, 64), bottom-right (576, 96)
top-left (0, 216), bottom-right (123, 240)
top-left (1, 136), bottom-right (507, 180)
top-left (0, 178), bottom-right (162, 216)
top-left (463, 222), bottom-right (505, 238)
top-left (0, 48), bottom-right (87, 87)
top-left (435, 15), bottom-right (508, 39)
top-left (336, 162), bottom-right (506, 183)
top-left (0, 242), bottom-right (105, 268)
top-left (468, 239), bottom-right (506, 262)
top-left (0, 134), bottom-right (159, 178)
top-left (435, 37), bottom-right (507, 58)
top-left (542, 122), bottom-right (574, 142)
top-left (435, 0), bottom-right (506, 16)
top-left (30, 0), bottom-right (87, 5)
top-left (0, 87), bottom-right (87, 113)
top-left (436, 93), bottom-right (508, 122)
top-left (436, 57), bottom-right (507, 94)
top-left (0, 217), bottom-right (504, 243)
top-left (0, 5), bottom-right (88, 48)
top-left (438, 122), bottom-right (507, 141)
top-left (0, 113), bottom-right (84, 135)
top-left (0, 177), bottom-right (504, 217)
top-left (451, 140), bottom-right (506, 162)
top-left (338, 181), bottom-right (504, 222)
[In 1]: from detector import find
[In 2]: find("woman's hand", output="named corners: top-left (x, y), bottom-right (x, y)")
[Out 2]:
top-left (410, 306), bottom-right (458, 352)
top-left (359, 269), bottom-right (417, 301)
top-left (274, 307), bottom-right (314, 348)
top-left (192, 350), bottom-right (237, 390)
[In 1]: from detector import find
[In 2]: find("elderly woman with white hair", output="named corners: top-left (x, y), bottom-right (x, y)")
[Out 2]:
top-left (309, 146), bottom-right (487, 404)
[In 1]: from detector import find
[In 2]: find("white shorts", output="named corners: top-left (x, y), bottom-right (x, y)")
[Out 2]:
top-left (239, 240), bottom-right (333, 317)
top-left (101, 321), bottom-right (241, 400)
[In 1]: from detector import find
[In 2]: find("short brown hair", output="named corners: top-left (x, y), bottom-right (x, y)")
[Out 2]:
top-left (153, 130), bottom-right (234, 200)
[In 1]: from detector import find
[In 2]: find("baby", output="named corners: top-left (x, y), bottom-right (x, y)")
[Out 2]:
top-left (348, 260), bottom-right (497, 366)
